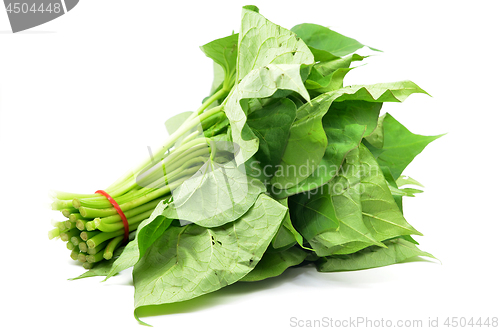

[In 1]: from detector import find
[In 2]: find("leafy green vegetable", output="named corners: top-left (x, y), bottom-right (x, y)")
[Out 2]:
top-left (49, 5), bottom-right (441, 324)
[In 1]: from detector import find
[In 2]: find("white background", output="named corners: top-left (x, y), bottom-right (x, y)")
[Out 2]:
top-left (1, 0), bottom-right (499, 330)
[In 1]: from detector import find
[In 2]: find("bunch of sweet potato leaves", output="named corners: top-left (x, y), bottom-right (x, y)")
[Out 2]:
top-left (69, 5), bottom-right (441, 323)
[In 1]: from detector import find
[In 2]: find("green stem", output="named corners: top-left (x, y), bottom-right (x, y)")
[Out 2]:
top-left (79, 241), bottom-right (88, 253)
top-left (130, 104), bottom-right (223, 180)
top-left (187, 87), bottom-right (229, 121)
top-left (70, 247), bottom-right (80, 260)
top-left (86, 250), bottom-right (105, 263)
top-left (87, 222), bottom-right (140, 249)
top-left (80, 231), bottom-right (98, 242)
top-left (87, 241), bottom-right (109, 255)
top-left (135, 138), bottom-right (210, 188)
top-left (103, 236), bottom-right (124, 260)
top-left (99, 197), bottom-right (164, 224)
top-left (97, 208), bottom-right (155, 232)
top-left (78, 167), bottom-right (199, 218)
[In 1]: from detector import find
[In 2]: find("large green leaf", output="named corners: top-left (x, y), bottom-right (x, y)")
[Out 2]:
top-left (237, 8), bottom-right (314, 82)
top-left (316, 238), bottom-right (436, 272)
top-left (291, 23), bottom-right (380, 61)
top-left (372, 113), bottom-right (444, 179)
top-left (133, 194), bottom-right (287, 316)
top-left (225, 7), bottom-right (314, 166)
top-left (164, 158), bottom-right (266, 227)
top-left (240, 246), bottom-right (307, 282)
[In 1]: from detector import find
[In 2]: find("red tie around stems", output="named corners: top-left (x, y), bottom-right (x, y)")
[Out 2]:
top-left (95, 190), bottom-right (129, 243)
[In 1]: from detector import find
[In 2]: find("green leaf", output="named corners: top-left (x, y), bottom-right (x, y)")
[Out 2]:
top-left (374, 113), bottom-right (443, 179)
top-left (133, 194), bottom-right (287, 311)
top-left (333, 81), bottom-right (429, 103)
top-left (273, 100), bottom-right (381, 198)
top-left (291, 23), bottom-right (380, 60)
top-left (289, 188), bottom-right (339, 241)
top-left (396, 175), bottom-right (424, 188)
top-left (314, 54), bottom-right (366, 77)
top-left (316, 238), bottom-right (436, 272)
top-left (240, 246), bottom-right (307, 282)
top-left (389, 186), bottom-right (424, 197)
top-left (237, 8), bottom-right (314, 82)
top-left (305, 67), bottom-right (354, 94)
top-left (200, 33), bottom-right (239, 86)
top-left (226, 64), bottom-right (313, 166)
top-left (165, 158), bottom-right (266, 227)
top-left (225, 7), bottom-right (314, 166)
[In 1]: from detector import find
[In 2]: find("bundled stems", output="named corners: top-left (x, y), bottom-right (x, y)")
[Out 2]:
top-left (49, 86), bottom-right (232, 270)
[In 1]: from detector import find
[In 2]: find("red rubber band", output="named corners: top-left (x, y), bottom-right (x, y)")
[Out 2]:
top-left (95, 190), bottom-right (129, 244)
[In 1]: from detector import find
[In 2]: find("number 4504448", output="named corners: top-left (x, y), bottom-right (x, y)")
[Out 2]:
top-left (6, 2), bottom-right (62, 14)
top-left (444, 317), bottom-right (498, 328)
